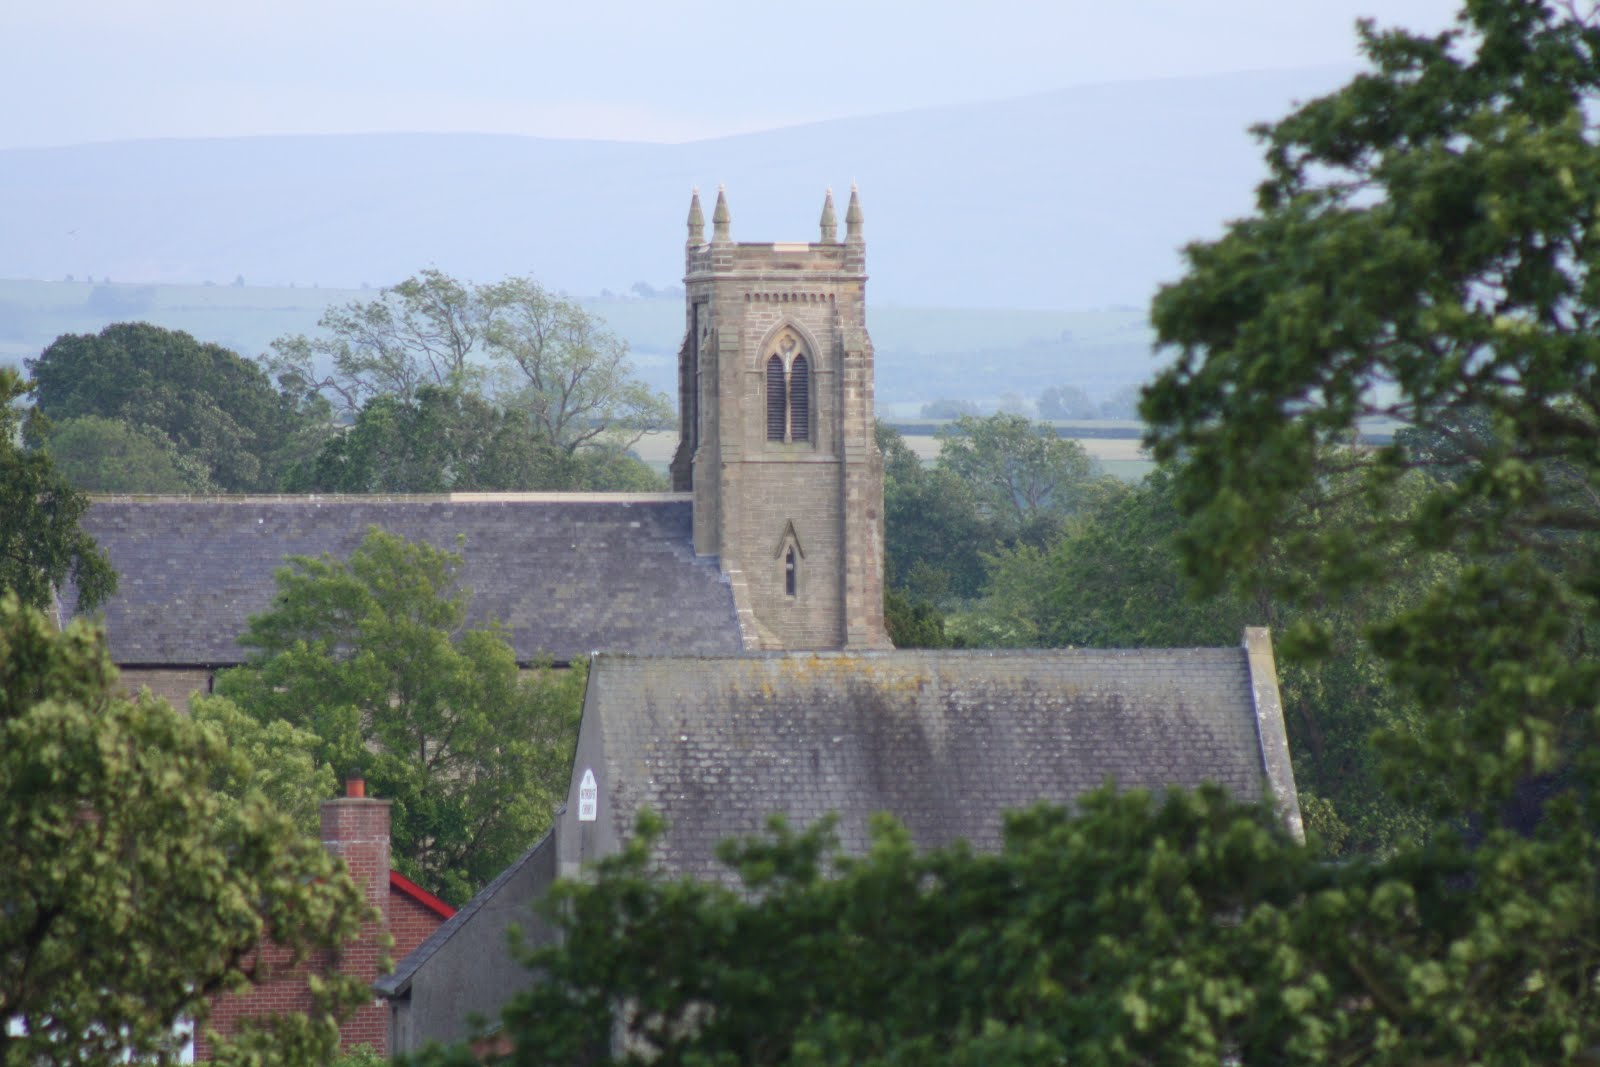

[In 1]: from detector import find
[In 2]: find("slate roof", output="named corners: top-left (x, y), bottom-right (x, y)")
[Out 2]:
top-left (573, 648), bottom-right (1290, 882)
top-left (75, 494), bottom-right (743, 665)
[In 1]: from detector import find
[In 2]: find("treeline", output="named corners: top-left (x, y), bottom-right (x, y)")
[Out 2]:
top-left (20, 269), bottom-right (671, 496)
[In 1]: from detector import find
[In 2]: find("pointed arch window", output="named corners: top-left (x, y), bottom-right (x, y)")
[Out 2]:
top-left (764, 333), bottom-right (812, 444)
top-left (789, 355), bottom-right (810, 442)
top-left (766, 356), bottom-right (787, 441)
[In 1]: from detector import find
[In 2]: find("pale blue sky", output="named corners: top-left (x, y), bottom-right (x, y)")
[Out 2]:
top-left (4, 0), bottom-right (1463, 149)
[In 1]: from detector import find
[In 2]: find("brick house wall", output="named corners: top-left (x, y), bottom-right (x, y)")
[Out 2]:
top-left (194, 785), bottom-right (452, 1060)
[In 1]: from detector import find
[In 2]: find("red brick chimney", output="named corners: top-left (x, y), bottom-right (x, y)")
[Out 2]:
top-left (197, 778), bottom-right (398, 1060)
top-left (318, 777), bottom-right (392, 1053)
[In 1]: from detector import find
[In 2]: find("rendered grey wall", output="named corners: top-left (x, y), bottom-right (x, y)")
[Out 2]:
top-left (387, 833), bottom-right (559, 1053)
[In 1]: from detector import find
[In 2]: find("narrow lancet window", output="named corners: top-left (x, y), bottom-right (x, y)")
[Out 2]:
top-left (785, 547), bottom-right (798, 597)
top-left (789, 355), bottom-right (810, 442)
top-left (766, 355), bottom-right (787, 441)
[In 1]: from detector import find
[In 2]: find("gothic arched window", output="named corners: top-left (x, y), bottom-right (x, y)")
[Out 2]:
top-left (789, 355), bottom-right (810, 442)
top-left (766, 355), bottom-right (787, 442)
top-left (765, 334), bottom-right (812, 444)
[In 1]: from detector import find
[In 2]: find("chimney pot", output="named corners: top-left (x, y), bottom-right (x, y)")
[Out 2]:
top-left (346, 777), bottom-right (365, 798)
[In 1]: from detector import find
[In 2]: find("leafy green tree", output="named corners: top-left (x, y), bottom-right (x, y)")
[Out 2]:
top-left (0, 369), bottom-right (115, 611)
top-left (1143, 0), bottom-right (1600, 832)
top-left (420, 789), bottom-right (1600, 1065)
top-left (877, 422), bottom-right (991, 602)
top-left (44, 414), bottom-right (216, 493)
top-left (215, 527), bottom-right (585, 905)
top-left (27, 323), bottom-right (320, 492)
top-left (287, 386), bottom-right (565, 494)
top-left (269, 270), bottom-right (671, 453)
top-left (193, 694), bottom-right (338, 837)
top-left (882, 586), bottom-right (952, 649)
top-left (935, 413), bottom-right (1107, 548)
top-left (288, 386), bottom-right (665, 494)
top-left (482, 276), bottom-right (672, 454)
top-left (0, 594), bottom-right (369, 1066)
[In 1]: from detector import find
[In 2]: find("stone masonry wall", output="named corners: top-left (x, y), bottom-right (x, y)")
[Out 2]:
top-left (679, 189), bottom-right (889, 650)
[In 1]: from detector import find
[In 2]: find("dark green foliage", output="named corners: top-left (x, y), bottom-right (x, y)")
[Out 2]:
top-left (0, 369), bottom-right (116, 611)
top-left (414, 789), bottom-right (1600, 1066)
top-left (289, 386), bottom-right (666, 494)
top-left (27, 322), bottom-right (319, 491)
top-left (883, 587), bottom-right (952, 649)
top-left (1144, 0), bottom-right (1600, 833)
top-left (0, 594), bottom-right (370, 1066)
top-left (44, 414), bottom-right (215, 493)
top-left (935, 413), bottom-right (1110, 549)
top-left (215, 528), bottom-right (585, 905)
top-left (877, 422), bottom-right (992, 601)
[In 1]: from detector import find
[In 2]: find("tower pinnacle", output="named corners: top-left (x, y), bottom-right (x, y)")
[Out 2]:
top-left (712, 185), bottom-right (731, 243)
top-left (819, 188), bottom-right (838, 243)
top-left (845, 183), bottom-right (863, 243)
top-left (687, 188), bottom-right (704, 246)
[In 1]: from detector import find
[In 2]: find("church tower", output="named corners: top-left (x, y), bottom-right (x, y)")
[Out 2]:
top-left (670, 187), bottom-right (890, 650)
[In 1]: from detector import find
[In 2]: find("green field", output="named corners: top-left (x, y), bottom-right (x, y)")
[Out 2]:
top-left (0, 279), bottom-right (1159, 413)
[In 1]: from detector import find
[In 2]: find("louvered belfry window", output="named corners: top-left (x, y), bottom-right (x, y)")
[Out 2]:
top-left (789, 355), bottom-right (810, 441)
top-left (766, 355), bottom-right (787, 441)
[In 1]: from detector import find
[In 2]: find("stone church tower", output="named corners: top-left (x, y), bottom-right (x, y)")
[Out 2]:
top-left (670, 187), bottom-right (891, 650)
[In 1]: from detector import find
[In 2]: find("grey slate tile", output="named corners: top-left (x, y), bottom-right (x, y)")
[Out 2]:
top-left (75, 497), bottom-right (743, 664)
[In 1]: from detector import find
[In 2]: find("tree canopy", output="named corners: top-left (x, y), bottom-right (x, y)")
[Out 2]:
top-left (935, 413), bottom-right (1108, 547)
top-left (268, 269), bottom-right (671, 454)
top-left (0, 369), bottom-right (116, 612)
top-left (27, 322), bottom-right (318, 492)
top-left (214, 527), bottom-right (585, 905)
top-left (0, 595), bottom-right (369, 1066)
top-left (1143, 0), bottom-right (1600, 832)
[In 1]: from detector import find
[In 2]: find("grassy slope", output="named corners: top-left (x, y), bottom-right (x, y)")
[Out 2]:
top-left (0, 281), bottom-right (1160, 412)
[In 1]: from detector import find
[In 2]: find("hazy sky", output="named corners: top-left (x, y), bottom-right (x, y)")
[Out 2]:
top-left (4, 1), bottom-right (1464, 149)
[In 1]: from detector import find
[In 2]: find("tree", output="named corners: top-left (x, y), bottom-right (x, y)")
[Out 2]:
top-left (1036, 384), bottom-right (1097, 421)
top-left (286, 385), bottom-right (664, 496)
top-left (268, 270), bottom-right (672, 453)
top-left (27, 323), bottom-right (320, 492)
top-left (484, 276), bottom-right (673, 454)
top-left (1143, 0), bottom-right (1600, 831)
top-left (0, 594), bottom-right (369, 1066)
top-left (43, 414), bottom-right (216, 494)
top-left (214, 527), bottom-right (585, 905)
top-left (935, 413), bottom-right (1108, 547)
top-left (423, 786), bottom-right (1600, 1065)
top-left (0, 369), bottom-right (115, 612)
top-left (268, 270), bottom-right (491, 414)
top-left (286, 386), bottom-right (566, 494)
top-left (877, 422), bottom-right (991, 602)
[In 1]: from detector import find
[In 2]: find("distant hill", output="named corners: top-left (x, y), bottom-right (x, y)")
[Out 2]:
top-left (0, 67), bottom-right (1352, 311)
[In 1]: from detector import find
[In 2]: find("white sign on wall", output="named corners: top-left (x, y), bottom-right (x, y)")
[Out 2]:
top-left (578, 768), bottom-right (598, 822)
